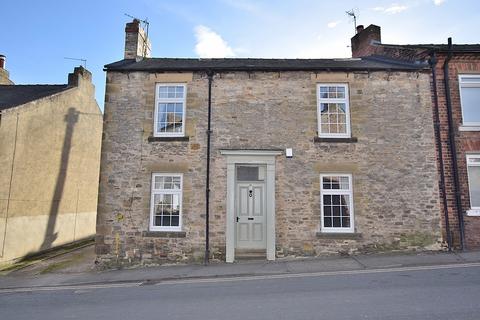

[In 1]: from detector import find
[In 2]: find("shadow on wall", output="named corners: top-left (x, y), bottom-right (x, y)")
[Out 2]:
top-left (40, 107), bottom-right (79, 251)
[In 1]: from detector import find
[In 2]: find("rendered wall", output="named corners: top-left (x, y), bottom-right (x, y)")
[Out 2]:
top-left (0, 71), bottom-right (102, 263)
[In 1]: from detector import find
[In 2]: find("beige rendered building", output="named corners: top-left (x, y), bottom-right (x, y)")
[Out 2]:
top-left (0, 61), bottom-right (102, 264)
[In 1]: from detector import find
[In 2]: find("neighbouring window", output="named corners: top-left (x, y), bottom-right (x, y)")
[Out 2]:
top-left (150, 173), bottom-right (183, 231)
top-left (467, 155), bottom-right (480, 209)
top-left (317, 84), bottom-right (351, 138)
top-left (154, 84), bottom-right (186, 137)
top-left (320, 174), bottom-right (354, 233)
top-left (459, 75), bottom-right (480, 126)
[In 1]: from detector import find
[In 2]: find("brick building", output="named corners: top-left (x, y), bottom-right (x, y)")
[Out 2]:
top-left (351, 24), bottom-right (480, 250)
top-left (96, 20), bottom-right (442, 265)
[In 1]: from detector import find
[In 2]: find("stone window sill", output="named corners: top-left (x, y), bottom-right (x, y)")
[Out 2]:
top-left (316, 232), bottom-right (362, 240)
top-left (466, 209), bottom-right (480, 217)
top-left (148, 136), bottom-right (190, 142)
top-left (142, 231), bottom-right (186, 238)
top-left (459, 126), bottom-right (480, 132)
top-left (314, 137), bottom-right (358, 143)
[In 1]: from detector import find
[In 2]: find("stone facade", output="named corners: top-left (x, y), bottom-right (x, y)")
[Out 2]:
top-left (97, 68), bottom-right (442, 265)
top-left (0, 67), bottom-right (102, 264)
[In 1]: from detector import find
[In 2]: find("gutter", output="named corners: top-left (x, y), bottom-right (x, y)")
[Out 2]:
top-left (443, 37), bottom-right (466, 250)
top-left (429, 51), bottom-right (452, 251)
top-left (204, 70), bottom-right (214, 265)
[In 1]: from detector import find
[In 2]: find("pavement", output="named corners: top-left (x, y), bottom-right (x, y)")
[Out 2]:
top-left (2, 245), bottom-right (480, 291)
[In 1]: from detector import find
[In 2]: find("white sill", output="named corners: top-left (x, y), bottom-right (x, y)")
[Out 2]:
top-left (459, 126), bottom-right (480, 132)
top-left (466, 209), bottom-right (480, 216)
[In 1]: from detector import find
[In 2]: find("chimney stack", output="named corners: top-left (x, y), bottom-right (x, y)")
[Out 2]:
top-left (351, 24), bottom-right (381, 58)
top-left (124, 19), bottom-right (152, 60)
top-left (0, 54), bottom-right (13, 85)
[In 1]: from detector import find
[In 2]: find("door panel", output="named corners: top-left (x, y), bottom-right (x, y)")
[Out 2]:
top-left (235, 181), bottom-right (266, 249)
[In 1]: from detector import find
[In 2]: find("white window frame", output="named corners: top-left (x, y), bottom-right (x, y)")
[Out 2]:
top-left (466, 155), bottom-right (480, 216)
top-left (149, 173), bottom-right (183, 232)
top-left (154, 83), bottom-right (187, 137)
top-left (316, 83), bottom-right (351, 138)
top-left (320, 173), bottom-right (354, 233)
top-left (459, 75), bottom-right (480, 127)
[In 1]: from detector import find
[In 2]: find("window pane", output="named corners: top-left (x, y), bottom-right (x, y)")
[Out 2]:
top-left (171, 216), bottom-right (180, 226)
top-left (159, 87), bottom-right (168, 98)
top-left (323, 176), bottom-right (332, 189)
top-left (172, 177), bottom-right (181, 189)
top-left (324, 217), bottom-right (332, 227)
top-left (176, 86), bottom-right (184, 98)
top-left (154, 177), bottom-right (165, 189)
top-left (332, 206), bottom-right (340, 216)
top-left (323, 195), bottom-right (332, 205)
top-left (237, 166), bottom-right (260, 181)
top-left (167, 86), bottom-right (176, 98)
top-left (461, 87), bottom-right (480, 123)
top-left (468, 165), bottom-right (480, 207)
top-left (340, 177), bottom-right (349, 189)
top-left (324, 206), bottom-right (332, 217)
top-left (332, 217), bottom-right (341, 227)
top-left (154, 176), bottom-right (181, 190)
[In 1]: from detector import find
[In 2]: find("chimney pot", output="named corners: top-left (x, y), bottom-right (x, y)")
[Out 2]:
top-left (0, 55), bottom-right (5, 69)
top-left (356, 25), bottom-right (365, 34)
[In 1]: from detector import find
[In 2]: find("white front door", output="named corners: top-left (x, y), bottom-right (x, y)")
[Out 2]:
top-left (236, 182), bottom-right (266, 249)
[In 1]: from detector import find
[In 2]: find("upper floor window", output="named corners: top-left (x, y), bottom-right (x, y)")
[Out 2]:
top-left (317, 84), bottom-right (351, 138)
top-left (154, 84), bottom-right (186, 137)
top-left (459, 75), bottom-right (480, 126)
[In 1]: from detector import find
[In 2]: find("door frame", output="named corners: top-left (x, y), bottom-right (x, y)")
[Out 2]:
top-left (220, 149), bottom-right (282, 263)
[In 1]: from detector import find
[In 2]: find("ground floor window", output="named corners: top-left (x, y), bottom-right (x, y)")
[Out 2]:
top-left (320, 174), bottom-right (354, 233)
top-left (150, 173), bottom-right (183, 231)
top-left (467, 155), bottom-right (480, 210)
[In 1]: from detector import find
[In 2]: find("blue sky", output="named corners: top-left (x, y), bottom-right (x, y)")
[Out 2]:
top-left (2, 0), bottom-right (479, 110)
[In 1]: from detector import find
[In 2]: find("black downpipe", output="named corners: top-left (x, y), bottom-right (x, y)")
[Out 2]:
top-left (205, 70), bottom-right (214, 265)
top-left (429, 52), bottom-right (452, 251)
top-left (443, 37), bottom-right (466, 250)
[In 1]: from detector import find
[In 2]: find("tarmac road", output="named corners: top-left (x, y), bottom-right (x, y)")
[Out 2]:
top-left (1, 263), bottom-right (479, 320)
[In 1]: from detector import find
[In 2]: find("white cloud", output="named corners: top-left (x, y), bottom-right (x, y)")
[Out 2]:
top-left (433, 0), bottom-right (446, 5)
top-left (373, 4), bottom-right (409, 14)
top-left (194, 25), bottom-right (236, 58)
top-left (327, 20), bottom-right (341, 28)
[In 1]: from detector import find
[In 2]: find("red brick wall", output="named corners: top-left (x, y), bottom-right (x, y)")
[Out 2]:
top-left (433, 53), bottom-right (480, 249)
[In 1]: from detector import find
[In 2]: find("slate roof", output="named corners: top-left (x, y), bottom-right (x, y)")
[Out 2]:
top-left (104, 56), bottom-right (428, 72)
top-left (0, 85), bottom-right (69, 111)
top-left (381, 43), bottom-right (480, 53)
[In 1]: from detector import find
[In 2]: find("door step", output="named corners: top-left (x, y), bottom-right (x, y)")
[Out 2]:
top-left (235, 249), bottom-right (267, 260)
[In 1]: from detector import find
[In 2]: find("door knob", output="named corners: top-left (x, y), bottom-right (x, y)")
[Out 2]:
top-left (249, 190), bottom-right (253, 197)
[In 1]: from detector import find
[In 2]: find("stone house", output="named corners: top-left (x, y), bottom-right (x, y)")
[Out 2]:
top-left (96, 20), bottom-right (442, 265)
top-left (351, 24), bottom-right (480, 250)
top-left (0, 60), bottom-right (102, 264)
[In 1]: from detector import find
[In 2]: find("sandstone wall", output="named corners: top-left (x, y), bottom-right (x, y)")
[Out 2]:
top-left (97, 70), bottom-right (442, 265)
